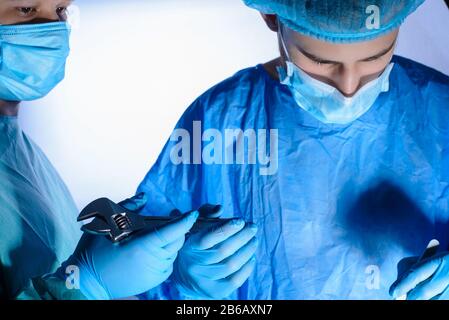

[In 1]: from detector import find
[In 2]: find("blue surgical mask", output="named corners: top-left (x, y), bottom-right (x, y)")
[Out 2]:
top-left (277, 33), bottom-right (395, 125)
top-left (0, 22), bottom-right (71, 102)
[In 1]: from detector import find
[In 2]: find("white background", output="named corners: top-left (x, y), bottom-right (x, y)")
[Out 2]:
top-left (19, 0), bottom-right (449, 209)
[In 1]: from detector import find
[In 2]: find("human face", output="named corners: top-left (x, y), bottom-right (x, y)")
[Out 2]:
top-left (262, 14), bottom-right (398, 97)
top-left (0, 0), bottom-right (73, 111)
top-left (279, 24), bottom-right (398, 97)
top-left (0, 0), bottom-right (73, 25)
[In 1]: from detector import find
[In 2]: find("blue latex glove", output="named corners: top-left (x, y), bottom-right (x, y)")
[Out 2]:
top-left (118, 192), bottom-right (149, 213)
top-left (390, 252), bottom-right (449, 300)
top-left (56, 193), bottom-right (199, 300)
top-left (171, 204), bottom-right (258, 299)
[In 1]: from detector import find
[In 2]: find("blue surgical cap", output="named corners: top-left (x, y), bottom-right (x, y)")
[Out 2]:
top-left (243, 0), bottom-right (426, 43)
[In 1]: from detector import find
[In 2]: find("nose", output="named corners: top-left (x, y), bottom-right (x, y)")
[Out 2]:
top-left (35, 5), bottom-right (65, 22)
top-left (333, 66), bottom-right (361, 97)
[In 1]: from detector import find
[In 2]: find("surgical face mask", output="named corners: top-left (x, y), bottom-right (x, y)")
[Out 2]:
top-left (277, 33), bottom-right (395, 125)
top-left (0, 22), bottom-right (71, 102)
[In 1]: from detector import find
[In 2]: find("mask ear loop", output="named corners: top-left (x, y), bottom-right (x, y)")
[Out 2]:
top-left (278, 19), bottom-right (292, 62)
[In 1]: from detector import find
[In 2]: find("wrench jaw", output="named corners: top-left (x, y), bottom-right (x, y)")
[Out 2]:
top-left (78, 198), bottom-right (126, 242)
top-left (80, 218), bottom-right (111, 236)
top-left (77, 198), bottom-right (116, 221)
top-left (80, 217), bottom-right (129, 243)
top-left (78, 197), bottom-right (148, 243)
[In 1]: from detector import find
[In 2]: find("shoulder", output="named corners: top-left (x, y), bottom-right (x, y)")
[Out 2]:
top-left (181, 65), bottom-right (273, 122)
top-left (201, 65), bottom-right (269, 104)
top-left (392, 55), bottom-right (449, 96)
top-left (392, 56), bottom-right (449, 131)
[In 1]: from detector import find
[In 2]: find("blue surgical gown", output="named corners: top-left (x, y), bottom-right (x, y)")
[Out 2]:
top-left (0, 116), bottom-right (82, 299)
top-left (137, 55), bottom-right (449, 299)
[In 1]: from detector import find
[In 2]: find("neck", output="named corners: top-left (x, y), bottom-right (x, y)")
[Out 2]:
top-left (0, 100), bottom-right (20, 116)
top-left (262, 57), bottom-right (282, 81)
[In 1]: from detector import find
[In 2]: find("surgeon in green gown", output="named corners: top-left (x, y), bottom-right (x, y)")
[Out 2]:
top-left (0, 0), bottom-right (199, 300)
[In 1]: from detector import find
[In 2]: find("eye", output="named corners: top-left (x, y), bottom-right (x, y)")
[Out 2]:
top-left (309, 57), bottom-right (335, 66)
top-left (312, 59), bottom-right (334, 67)
top-left (16, 7), bottom-right (37, 17)
top-left (56, 7), bottom-right (67, 15)
top-left (364, 56), bottom-right (384, 63)
top-left (56, 7), bottom-right (68, 20)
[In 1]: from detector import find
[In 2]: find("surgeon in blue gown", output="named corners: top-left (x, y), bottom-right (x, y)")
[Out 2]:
top-left (137, 0), bottom-right (449, 299)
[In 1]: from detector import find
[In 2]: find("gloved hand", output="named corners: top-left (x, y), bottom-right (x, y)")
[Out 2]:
top-left (390, 252), bottom-right (449, 300)
top-left (56, 193), bottom-right (199, 300)
top-left (171, 204), bottom-right (258, 299)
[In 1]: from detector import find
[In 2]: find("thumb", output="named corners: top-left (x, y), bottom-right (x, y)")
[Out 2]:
top-left (118, 192), bottom-right (148, 213)
top-left (141, 211), bottom-right (200, 247)
top-left (198, 204), bottom-right (223, 218)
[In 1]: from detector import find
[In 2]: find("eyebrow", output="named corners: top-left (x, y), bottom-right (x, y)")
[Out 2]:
top-left (7, 0), bottom-right (75, 4)
top-left (295, 39), bottom-right (397, 64)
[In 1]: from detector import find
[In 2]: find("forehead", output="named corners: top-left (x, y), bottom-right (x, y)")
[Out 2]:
top-left (286, 27), bottom-right (399, 61)
top-left (1, 0), bottom-right (38, 5)
top-left (1, 0), bottom-right (72, 6)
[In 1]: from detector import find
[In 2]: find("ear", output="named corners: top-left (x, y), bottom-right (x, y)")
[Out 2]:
top-left (260, 13), bottom-right (279, 32)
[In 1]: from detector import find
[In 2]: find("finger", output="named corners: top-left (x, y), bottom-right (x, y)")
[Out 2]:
top-left (118, 192), bottom-right (147, 212)
top-left (407, 274), bottom-right (449, 300)
top-left (169, 209), bottom-right (183, 217)
top-left (158, 264), bottom-right (174, 280)
top-left (129, 234), bottom-right (181, 260)
top-left (203, 224), bottom-right (258, 264)
top-left (397, 256), bottom-right (420, 278)
top-left (219, 256), bottom-right (256, 297)
top-left (198, 204), bottom-right (223, 218)
top-left (131, 231), bottom-right (185, 260)
top-left (144, 211), bottom-right (199, 247)
top-left (192, 219), bottom-right (245, 250)
top-left (390, 255), bottom-right (443, 298)
top-left (135, 247), bottom-right (175, 273)
top-left (434, 284), bottom-right (449, 300)
top-left (420, 239), bottom-right (440, 260)
top-left (143, 264), bottom-right (174, 288)
top-left (407, 258), bottom-right (449, 300)
top-left (162, 236), bottom-right (186, 256)
top-left (206, 237), bottom-right (258, 280)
